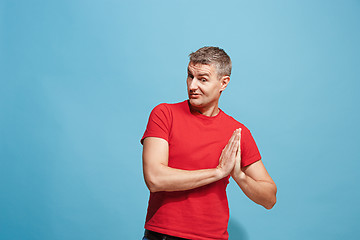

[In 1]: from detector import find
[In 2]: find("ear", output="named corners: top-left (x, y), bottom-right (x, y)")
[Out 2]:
top-left (219, 76), bottom-right (230, 92)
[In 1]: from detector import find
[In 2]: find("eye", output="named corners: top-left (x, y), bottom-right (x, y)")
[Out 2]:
top-left (201, 78), bottom-right (207, 82)
top-left (188, 74), bottom-right (194, 79)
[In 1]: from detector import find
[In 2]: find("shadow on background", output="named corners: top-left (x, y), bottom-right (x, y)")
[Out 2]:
top-left (228, 218), bottom-right (248, 240)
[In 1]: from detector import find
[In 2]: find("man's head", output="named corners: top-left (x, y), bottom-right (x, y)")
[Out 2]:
top-left (189, 46), bottom-right (232, 79)
top-left (187, 47), bottom-right (232, 115)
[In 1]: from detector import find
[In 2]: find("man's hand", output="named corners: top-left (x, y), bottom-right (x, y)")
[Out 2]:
top-left (217, 129), bottom-right (241, 178)
top-left (231, 128), bottom-right (244, 179)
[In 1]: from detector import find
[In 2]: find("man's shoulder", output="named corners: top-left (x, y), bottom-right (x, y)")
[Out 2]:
top-left (220, 110), bottom-right (250, 132)
top-left (152, 100), bottom-right (187, 112)
top-left (149, 100), bottom-right (188, 118)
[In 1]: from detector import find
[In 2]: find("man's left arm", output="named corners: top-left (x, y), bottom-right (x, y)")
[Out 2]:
top-left (231, 130), bottom-right (277, 209)
top-left (232, 160), bottom-right (277, 209)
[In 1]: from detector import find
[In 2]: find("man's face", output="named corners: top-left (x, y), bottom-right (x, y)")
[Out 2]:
top-left (187, 62), bottom-right (228, 110)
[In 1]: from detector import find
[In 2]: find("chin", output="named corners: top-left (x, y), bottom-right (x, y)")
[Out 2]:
top-left (188, 99), bottom-right (205, 108)
top-left (189, 98), bottom-right (200, 105)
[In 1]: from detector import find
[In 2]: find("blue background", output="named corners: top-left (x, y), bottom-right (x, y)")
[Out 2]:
top-left (1, 0), bottom-right (360, 239)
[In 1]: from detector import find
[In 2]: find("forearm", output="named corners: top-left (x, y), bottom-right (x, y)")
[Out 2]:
top-left (144, 164), bottom-right (224, 192)
top-left (143, 131), bottom-right (240, 193)
top-left (233, 172), bottom-right (277, 209)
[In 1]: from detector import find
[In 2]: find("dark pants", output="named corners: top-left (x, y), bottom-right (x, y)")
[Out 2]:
top-left (142, 230), bottom-right (189, 240)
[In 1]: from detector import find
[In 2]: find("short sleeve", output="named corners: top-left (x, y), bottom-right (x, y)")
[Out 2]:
top-left (240, 127), bottom-right (261, 167)
top-left (141, 104), bottom-right (172, 144)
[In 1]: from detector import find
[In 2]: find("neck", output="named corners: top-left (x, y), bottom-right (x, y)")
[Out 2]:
top-left (189, 101), bottom-right (220, 117)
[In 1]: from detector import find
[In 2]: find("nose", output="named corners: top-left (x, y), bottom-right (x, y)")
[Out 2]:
top-left (188, 78), bottom-right (198, 92)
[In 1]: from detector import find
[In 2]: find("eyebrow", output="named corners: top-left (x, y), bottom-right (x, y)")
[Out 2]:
top-left (187, 67), bottom-right (210, 77)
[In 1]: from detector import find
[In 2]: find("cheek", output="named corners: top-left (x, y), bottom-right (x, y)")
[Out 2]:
top-left (209, 85), bottom-right (220, 94)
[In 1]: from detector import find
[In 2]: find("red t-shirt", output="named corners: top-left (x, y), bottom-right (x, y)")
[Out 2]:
top-left (141, 101), bottom-right (261, 240)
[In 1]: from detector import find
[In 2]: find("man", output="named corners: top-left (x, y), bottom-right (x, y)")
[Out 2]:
top-left (141, 47), bottom-right (277, 240)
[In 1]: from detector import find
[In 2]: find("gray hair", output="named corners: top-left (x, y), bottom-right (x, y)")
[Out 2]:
top-left (189, 46), bottom-right (232, 78)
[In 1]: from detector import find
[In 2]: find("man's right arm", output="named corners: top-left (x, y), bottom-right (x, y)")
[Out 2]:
top-left (142, 129), bottom-right (241, 192)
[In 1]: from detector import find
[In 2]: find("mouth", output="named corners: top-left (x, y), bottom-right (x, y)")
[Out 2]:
top-left (189, 93), bottom-right (201, 98)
